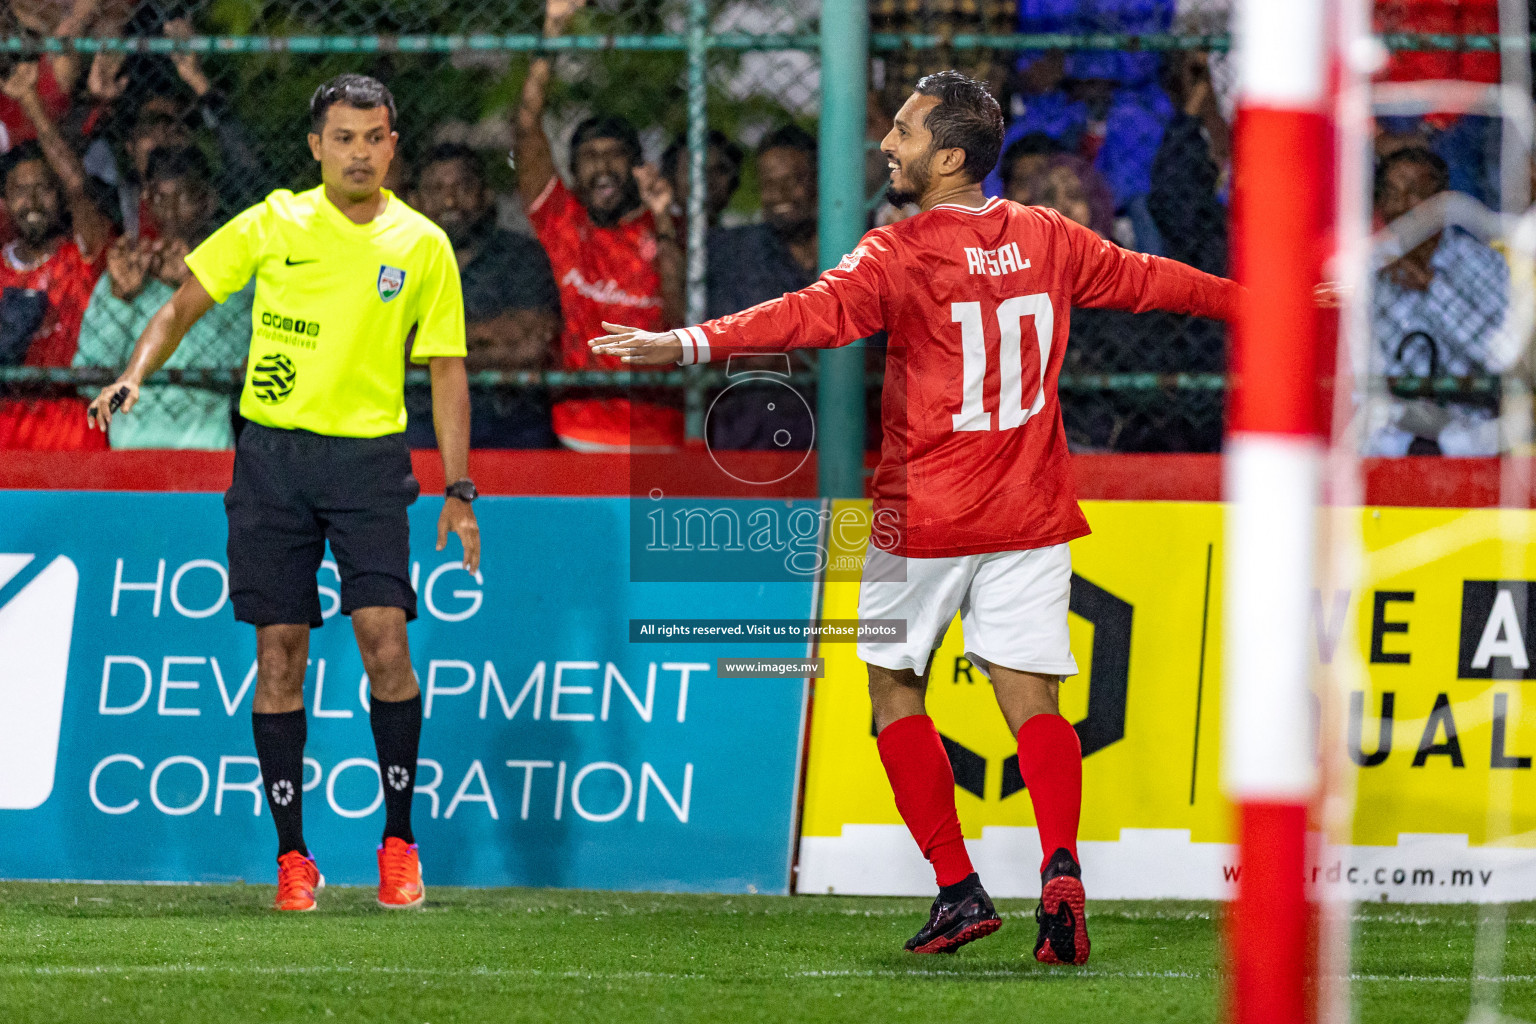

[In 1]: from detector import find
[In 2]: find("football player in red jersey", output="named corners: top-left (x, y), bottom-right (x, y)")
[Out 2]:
top-left (593, 72), bottom-right (1237, 964)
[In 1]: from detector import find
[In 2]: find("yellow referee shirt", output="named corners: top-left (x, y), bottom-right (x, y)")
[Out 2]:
top-left (185, 186), bottom-right (466, 438)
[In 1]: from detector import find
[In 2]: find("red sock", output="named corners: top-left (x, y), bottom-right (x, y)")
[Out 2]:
top-left (876, 714), bottom-right (975, 887)
top-left (1017, 713), bottom-right (1082, 872)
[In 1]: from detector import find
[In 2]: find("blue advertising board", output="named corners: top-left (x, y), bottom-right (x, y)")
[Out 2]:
top-left (0, 493), bottom-right (817, 894)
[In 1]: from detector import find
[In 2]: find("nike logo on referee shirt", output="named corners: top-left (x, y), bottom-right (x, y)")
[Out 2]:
top-left (284, 256), bottom-right (319, 266)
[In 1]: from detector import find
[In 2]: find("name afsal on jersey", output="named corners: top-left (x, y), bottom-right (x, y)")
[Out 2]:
top-left (964, 242), bottom-right (1030, 277)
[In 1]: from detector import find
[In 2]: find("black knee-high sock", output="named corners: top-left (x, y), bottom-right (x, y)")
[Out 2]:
top-left (370, 694), bottom-right (422, 844)
top-left (252, 710), bottom-right (308, 858)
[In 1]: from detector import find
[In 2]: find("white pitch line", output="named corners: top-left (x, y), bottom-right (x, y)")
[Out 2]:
top-left (6, 964), bottom-right (1536, 985)
top-left (797, 969), bottom-right (1210, 980)
top-left (5, 966), bottom-right (708, 981)
top-left (1350, 915), bottom-right (1536, 928)
top-left (1349, 975), bottom-right (1536, 985)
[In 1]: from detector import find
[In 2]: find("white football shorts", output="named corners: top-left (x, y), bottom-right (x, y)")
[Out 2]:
top-left (855, 543), bottom-right (1079, 679)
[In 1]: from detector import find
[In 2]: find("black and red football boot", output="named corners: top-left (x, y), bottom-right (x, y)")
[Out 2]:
top-left (904, 877), bottom-right (1002, 954)
top-left (1033, 847), bottom-right (1090, 965)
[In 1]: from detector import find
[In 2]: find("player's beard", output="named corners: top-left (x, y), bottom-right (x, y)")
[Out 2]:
top-left (884, 147), bottom-right (933, 209)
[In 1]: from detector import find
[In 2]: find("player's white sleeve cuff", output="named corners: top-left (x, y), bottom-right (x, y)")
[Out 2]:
top-left (674, 326), bottom-right (712, 365)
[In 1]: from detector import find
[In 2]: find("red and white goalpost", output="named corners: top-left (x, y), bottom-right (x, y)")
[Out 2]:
top-left (1225, 0), bottom-right (1333, 1021)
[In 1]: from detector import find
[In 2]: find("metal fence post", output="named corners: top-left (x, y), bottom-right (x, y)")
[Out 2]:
top-left (817, 0), bottom-right (869, 498)
top-left (683, 0), bottom-right (709, 441)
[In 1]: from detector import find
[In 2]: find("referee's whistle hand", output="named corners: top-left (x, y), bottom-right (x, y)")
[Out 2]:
top-left (86, 380), bottom-right (140, 430)
top-left (588, 321), bottom-right (683, 365)
top-left (438, 498), bottom-right (480, 573)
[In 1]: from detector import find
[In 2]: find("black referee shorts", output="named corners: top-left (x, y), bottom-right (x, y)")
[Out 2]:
top-left (225, 423), bottom-right (420, 628)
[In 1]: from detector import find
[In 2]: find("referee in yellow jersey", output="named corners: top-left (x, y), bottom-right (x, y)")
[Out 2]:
top-left (87, 74), bottom-right (478, 913)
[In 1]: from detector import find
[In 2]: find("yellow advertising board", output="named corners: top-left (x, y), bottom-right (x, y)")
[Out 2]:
top-left (797, 501), bottom-right (1536, 902)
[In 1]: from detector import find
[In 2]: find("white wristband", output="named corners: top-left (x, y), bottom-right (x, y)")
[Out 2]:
top-left (675, 326), bottom-right (711, 365)
top-left (673, 328), bottom-right (694, 365)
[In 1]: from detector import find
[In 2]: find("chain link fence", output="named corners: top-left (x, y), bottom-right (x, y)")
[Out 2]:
top-left (0, 0), bottom-right (1517, 456)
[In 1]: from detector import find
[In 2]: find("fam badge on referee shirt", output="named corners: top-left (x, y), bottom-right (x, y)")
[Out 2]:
top-left (377, 265), bottom-right (406, 302)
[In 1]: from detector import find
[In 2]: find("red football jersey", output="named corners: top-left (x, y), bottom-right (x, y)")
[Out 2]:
top-left (527, 178), bottom-right (681, 450)
top-left (1, 238), bottom-right (104, 367)
top-left (678, 197), bottom-right (1238, 558)
top-left (0, 236), bottom-right (109, 451)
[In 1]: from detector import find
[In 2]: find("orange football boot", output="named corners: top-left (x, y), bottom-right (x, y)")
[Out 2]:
top-left (273, 850), bottom-right (323, 912)
top-left (377, 837), bottom-right (425, 909)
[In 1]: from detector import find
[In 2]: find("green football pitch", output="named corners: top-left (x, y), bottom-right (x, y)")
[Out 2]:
top-left (0, 883), bottom-right (1531, 1024)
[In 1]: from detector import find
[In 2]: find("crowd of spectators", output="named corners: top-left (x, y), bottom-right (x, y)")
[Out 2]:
top-left (0, 4), bottom-right (274, 452)
top-left (74, 145), bottom-right (251, 449)
top-left (0, 0), bottom-right (1517, 457)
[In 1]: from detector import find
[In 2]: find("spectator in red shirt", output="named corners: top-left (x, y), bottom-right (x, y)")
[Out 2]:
top-left (512, 0), bottom-right (685, 452)
top-left (0, 61), bottom-right (114, 450)
top-left (0, 48), bottom-right (84, 245)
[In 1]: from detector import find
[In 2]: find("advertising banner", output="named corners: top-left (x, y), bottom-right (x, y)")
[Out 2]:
top-left (0, 493), bottom-right (815, 894)
top-left (798, 500), bottom-right (1536, 902)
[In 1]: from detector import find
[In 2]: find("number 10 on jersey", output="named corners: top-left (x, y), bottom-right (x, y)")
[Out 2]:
top-left (951, 293), bottom-right (1053, 433)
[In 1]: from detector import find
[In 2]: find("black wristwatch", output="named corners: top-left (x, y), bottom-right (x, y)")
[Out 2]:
top-left (445, 478), bottom-right (478, 502)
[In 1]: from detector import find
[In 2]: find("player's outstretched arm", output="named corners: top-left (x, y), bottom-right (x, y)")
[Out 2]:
top-left (589, 321), bottom-right (684, 365)
top-left (87, 275), bottom-right (215, 429)
top-left (1059, 211), bottom-right (1239, 322)
top-left (592, 233), bottom-right (894, 365)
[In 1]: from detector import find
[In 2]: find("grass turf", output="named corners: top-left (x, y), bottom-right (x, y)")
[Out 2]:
top-left (0, 883), bottom-right (1532, 1023)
